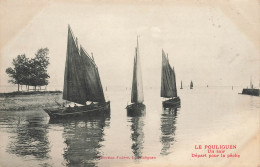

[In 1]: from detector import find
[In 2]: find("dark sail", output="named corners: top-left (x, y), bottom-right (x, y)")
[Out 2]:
top-left (80, 47), bottom-right (105, 103)
top-left (161, 50), bottom-right (177, 98)
top-left (172, 66), bottom-right (178, 97)
top-left (180, 80), bottom-right (183, 89)
top-left (131, 38), bottom-right (144, 103)
top-left (131, 54), bottom-right (137, 103)
top-left (63, 26), bottom-right (87, 105)
top-left (190, 80), bottom-right (193, 89)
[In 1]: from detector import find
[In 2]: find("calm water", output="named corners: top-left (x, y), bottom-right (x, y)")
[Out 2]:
top-left (0, 87), bottom-right (259, 166)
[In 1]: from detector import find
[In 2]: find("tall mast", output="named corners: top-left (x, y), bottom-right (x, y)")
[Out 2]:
top-left (250, 76), bottom-right (253, 89)
top-left (131, 36), bottom-right (144, 103)
top-left (136, 35), bottom-right (140, 58)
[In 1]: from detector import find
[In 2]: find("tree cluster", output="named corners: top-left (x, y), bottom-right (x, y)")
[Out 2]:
top-left (6, 48), bottom-right (50, 91)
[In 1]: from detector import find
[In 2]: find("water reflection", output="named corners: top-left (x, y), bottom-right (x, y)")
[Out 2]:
top-left (50, 116), bottom-right (110, 167)
top-left (160, 107), bottom-right (178, 156)
top-left (128, 113), bottom-right (145, 159)
top-left (6, 116), bottom-right (50, 159)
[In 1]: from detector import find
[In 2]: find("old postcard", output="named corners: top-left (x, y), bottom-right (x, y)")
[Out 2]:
top-left (0, 0), bottom-right (259, 167)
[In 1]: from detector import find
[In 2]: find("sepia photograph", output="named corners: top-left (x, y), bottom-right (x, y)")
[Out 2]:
top-left (0, 0), bottom-right (259, 166)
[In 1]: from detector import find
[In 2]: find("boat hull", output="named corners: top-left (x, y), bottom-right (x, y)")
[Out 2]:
top-left (44, 101), bottom-right (110, 119)
top-left (126, 103), bottom-right (146, 117)
top-left (48, 113), bottom-right (110, 124)
top-left (241, 89), bottom-right (260, 96)
top-left (162, 97), bottom-right (181, 108)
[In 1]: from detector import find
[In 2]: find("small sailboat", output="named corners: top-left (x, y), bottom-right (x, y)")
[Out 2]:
top-left (241, 77), bottom-right (260, 96)
top-left (126, 37), bottom-right (145, 116)
top-left (161, 50), bottom-right (181, 108)
top-left (180, 80), bottom-right (183, 89)
top-left (44, 25), bottom-right (110, 119)
top-left (190, 80), bottom-right (193, 89)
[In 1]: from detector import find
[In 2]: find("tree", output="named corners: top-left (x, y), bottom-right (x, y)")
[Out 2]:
top-left (29, 48), bottom-right (50, 91)
top-left (6, 54), bottom-right (29, 91)
top-left (5, 48), bottom-right (50, 91)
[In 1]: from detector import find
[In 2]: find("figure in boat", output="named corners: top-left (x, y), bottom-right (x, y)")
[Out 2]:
top-left (161, 50), bottom-right (181, 108)
top-left (43, 25), bottom-right (110, 119)
top-left (180, 80), bottom-right (183, 89)
top-left (190, 80), bottom-right (193, 89)
top-left (126, 36), bottom-right (145, 116)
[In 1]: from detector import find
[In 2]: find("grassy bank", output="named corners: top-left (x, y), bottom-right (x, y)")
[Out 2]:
top-left (0, 91), bottom-right (63, 111)
top-left (0, 91), bottom-right (62, 97)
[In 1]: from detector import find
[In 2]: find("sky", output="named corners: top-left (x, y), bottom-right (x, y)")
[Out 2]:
top-left (0, 0), bottom-right (259, 91)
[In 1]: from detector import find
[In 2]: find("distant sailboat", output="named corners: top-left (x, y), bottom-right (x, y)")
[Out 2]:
top-left (180, 80), bottom-right (183, 89)
top-left (250, 76), bottom-right (253, 89)
top-left (161, 50), bottom-right (181, 108)
top-left (190, 80), bottom-right (193, 89)
top-left (241, 77), bottom-right (260, 96)
top-left (44, 25), bottom-right (110, 119)
top-left (126, 37), bottom-right (145, 115)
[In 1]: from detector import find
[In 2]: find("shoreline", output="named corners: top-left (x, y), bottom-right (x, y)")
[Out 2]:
top-left (0, 91), bottom-right (62, 97)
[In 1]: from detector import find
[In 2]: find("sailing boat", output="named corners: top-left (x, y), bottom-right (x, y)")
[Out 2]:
top-left (180, 80), bottom-right (183, 89)
top-left (161, 50), bottom-right (181, 108)
top-left (44, 25), bottom-right (110, 119)
top-left (126, 37), bottom-right (145, 116)
top-left (190, 80), bottom-right (193, 89)
top-left (241, 77), bottom-right (260, 96)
